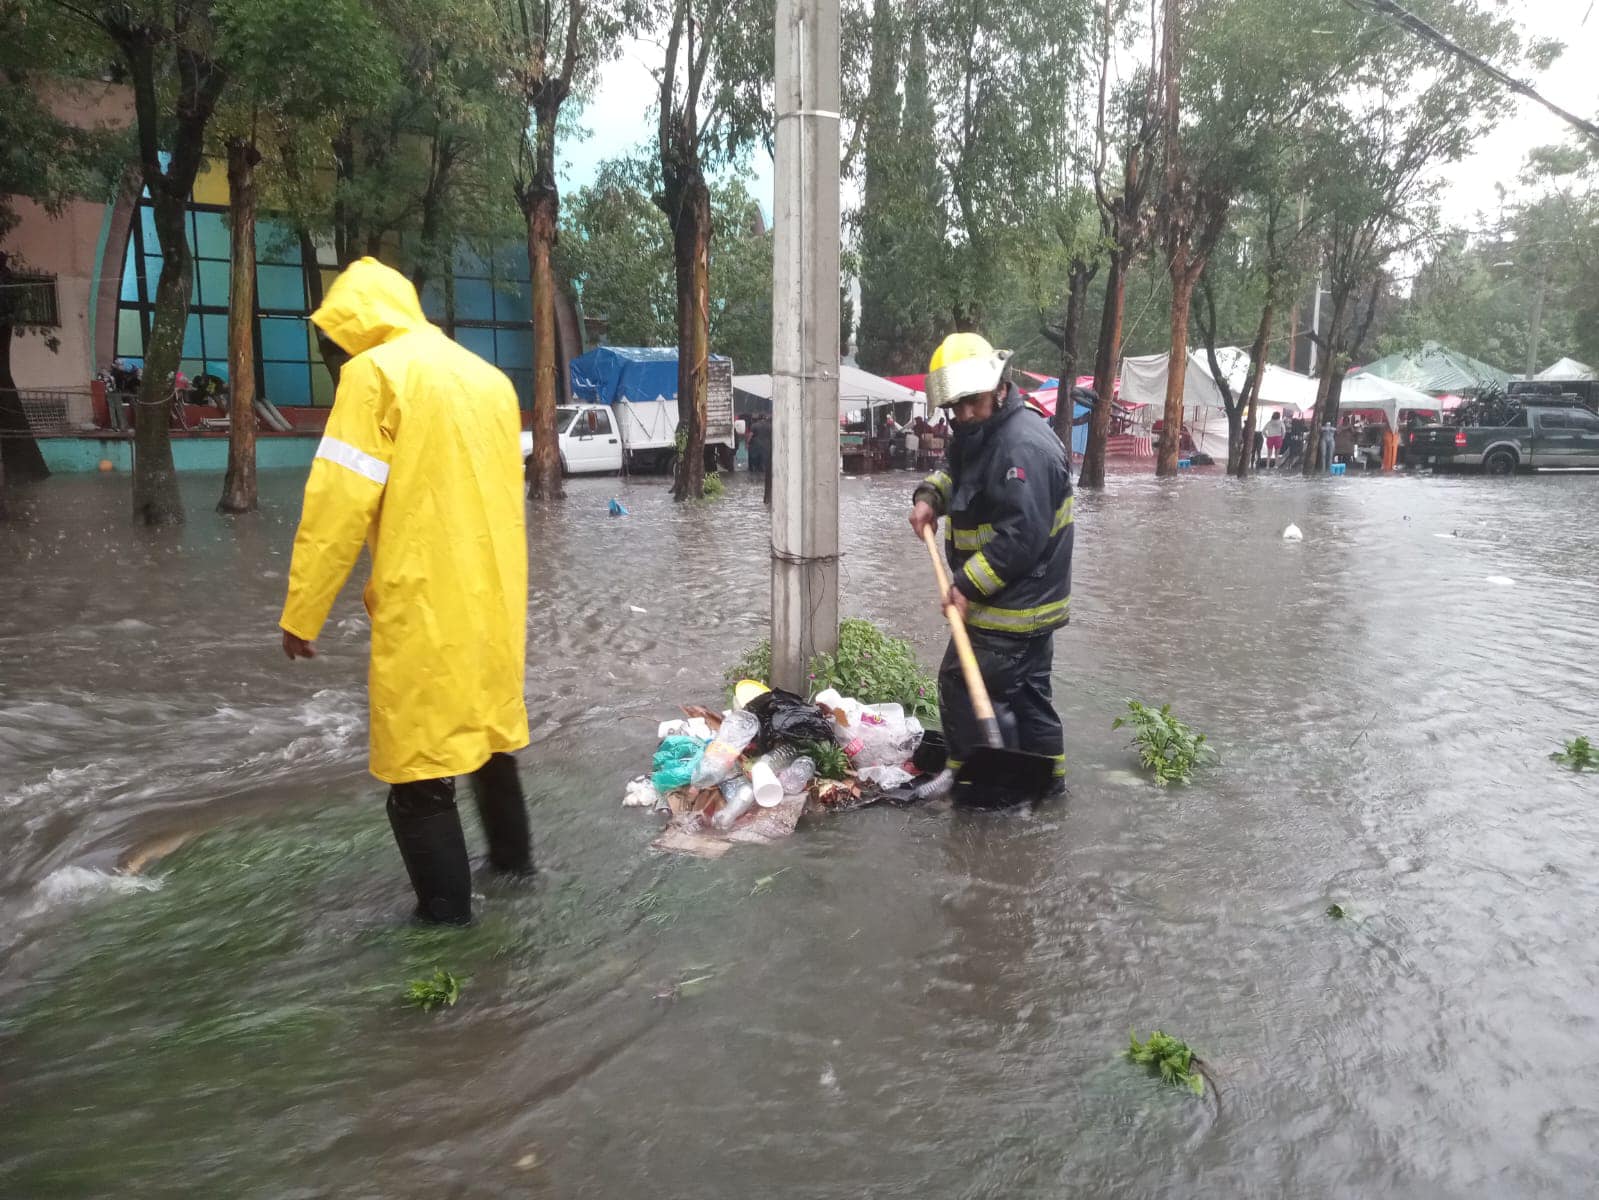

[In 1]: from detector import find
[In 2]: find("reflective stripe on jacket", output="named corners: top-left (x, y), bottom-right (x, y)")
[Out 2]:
top-left (913, 384), bottom-right (1073, 637)
top-left (281, 258), bottom-right (530, 783)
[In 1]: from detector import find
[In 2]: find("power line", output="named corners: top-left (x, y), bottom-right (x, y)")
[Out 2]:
top-left (1347, 0), bottom-right (1599, 144)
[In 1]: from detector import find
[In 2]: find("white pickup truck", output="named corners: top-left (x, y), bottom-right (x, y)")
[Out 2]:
top-left (520, 353), bottom-right (736, 475)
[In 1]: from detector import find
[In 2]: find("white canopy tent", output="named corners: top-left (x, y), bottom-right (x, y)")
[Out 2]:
top-left (732, 365), bottom-right (926, 425)
top-left (1203, 346), bottom-right (1320, 415)
top-left (1536, 357), bottom-right (1596, 381)
top-left (1118, 351), bottom-right (1230, 459)
top-left (1338, 373), bottom-right (1438, 428)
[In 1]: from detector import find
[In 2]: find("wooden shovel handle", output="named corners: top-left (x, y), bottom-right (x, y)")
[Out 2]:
top-left (921, 523), bottom-right (1004, 748)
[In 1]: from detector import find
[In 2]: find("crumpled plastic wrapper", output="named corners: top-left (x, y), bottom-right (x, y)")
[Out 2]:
top-left (622, 776), bottom-right (661, 809)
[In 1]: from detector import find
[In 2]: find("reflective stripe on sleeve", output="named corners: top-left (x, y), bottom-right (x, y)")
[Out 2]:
top-left (963, 551), bottom-right (1004, 597)
top-left (1051, 496), bottom-right (1074, 535)
top-left (315, 435), bottom-right (390, 486)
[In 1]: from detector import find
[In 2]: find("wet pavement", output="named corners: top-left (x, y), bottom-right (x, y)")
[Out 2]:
top-left (2, 466), bottom-right (1598, 1197)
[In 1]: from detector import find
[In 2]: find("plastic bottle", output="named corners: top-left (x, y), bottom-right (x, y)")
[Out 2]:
top-left (751, 747), bottom-right (798, 807)
top-left (777, 756), bottom-right (815, 794)
top-left (691, 710), bottom-right (761, 787)
top-left (713, 776), bottom-right (757, 831)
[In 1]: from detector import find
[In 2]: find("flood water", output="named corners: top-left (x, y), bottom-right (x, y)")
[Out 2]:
top-left (3, 465), bottom-right (1598, 1198)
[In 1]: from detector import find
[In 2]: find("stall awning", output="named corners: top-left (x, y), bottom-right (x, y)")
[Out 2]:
top-left (1350, 342), bottom-right (1511, 395)
top-left (733, 366), bottom-right (927, 418)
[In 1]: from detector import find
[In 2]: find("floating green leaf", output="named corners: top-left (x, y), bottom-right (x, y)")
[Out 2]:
top-left (1551, 736), bottom-right (1597, 771)
top-left (402, 968), bottom-right (462, 1013)
top-left (1112, 700), bottom-right (1217, 786)
top-left (1125, 1028), bottom-right (1205, 1096)
top-left (1326, 903), bottom-right (1347, 920)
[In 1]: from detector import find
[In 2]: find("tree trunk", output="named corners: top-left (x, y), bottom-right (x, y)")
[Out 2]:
top-left (525, 180), bottom-right (563, 500)
top-left (0, 314), bottom-right (51, 486)
top-left (332, 126), bottom-right (359, 268)
top-left (132, 189), bottom-right (192, 525)
top-left (671, 176), bottom-right (711, 502)
top-left (219, 138), bottom-right (261, 514)
top-left (299, 228), bottom-right (325, 311)
top-left (1081, 247), bottom-right (1127, 488)
top-left (1526, 259), bottom-right (1547, 379)
top-left (1156, 271), bottom-right (1196, 478)
top-left (1303, 303), bottom-right (1346, 475)
top-left (1050, 261), bottom-right (1092, 445)
top-left (1225, 406), bottom-right (1244, 474)
top-left (1234, 302), bottom-right (1274, 479)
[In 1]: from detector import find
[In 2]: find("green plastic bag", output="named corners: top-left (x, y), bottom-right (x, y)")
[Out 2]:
top-left (652, 736), bottom-right (705, 793)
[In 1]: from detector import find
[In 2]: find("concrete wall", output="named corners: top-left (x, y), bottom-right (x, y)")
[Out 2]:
top-left (40, 434), bottom-right (319, 474)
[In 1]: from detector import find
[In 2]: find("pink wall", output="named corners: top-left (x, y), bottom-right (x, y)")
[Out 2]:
top-left (5, 81), bottom-right (134, 424)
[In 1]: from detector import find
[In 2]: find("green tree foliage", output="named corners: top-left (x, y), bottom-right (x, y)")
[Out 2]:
top-left (1296, 0), bottom-right (1528, 473)
top-left (556, 160), bottom-right (772, 370)
top-left (923, 0), bottom-right (1083, 333)
top-left (329, 0), bottom-right (522, 287)
top-left (556, 158), bottom-right (676, 345)
top-left (1, 3), bottom-right (117, 489)
top-left (854, 6), bottom-right (950, 374)
top-left (707, 181), bottom-right (773, 373)
top-left (1375, 145), bottom-right (1599, 372)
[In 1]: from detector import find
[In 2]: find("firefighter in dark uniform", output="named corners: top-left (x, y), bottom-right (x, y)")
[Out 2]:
top-left (908, 333), bottom-right (1073, 798)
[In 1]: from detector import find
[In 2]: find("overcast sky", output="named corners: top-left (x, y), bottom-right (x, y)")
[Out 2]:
top-left (558, 1), bottom-right (1598, 233)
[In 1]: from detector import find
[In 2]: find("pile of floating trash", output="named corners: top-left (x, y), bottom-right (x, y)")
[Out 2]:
top-left (625, 681), bottom-right (942, 858)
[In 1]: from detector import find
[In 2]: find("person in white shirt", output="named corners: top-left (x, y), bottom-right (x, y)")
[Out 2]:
top-left (1262, 412), bottom-right (1286, 466)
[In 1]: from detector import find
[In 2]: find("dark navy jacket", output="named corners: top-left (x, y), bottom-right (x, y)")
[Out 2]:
top-left (913, 385), bottom-right (1073, 637)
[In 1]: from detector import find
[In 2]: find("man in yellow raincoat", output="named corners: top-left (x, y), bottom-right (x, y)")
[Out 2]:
top-left (279, 258), bottom-right (531, 925)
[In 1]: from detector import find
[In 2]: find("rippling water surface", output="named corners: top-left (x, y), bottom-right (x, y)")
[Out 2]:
top-left (2, 467), bottom-right (1598, 1198)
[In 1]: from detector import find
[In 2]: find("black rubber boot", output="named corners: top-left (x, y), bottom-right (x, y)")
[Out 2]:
top-left (386, 778), bottom-right (473, 925)
top-left (469, 753), bottom-right (534, 875)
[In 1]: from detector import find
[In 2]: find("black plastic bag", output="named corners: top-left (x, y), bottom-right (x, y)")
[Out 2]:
top-left (745, 688), bottom-right (835, 751)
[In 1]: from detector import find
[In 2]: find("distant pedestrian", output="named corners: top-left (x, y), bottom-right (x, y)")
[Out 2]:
top-left (1320, 419), bottom-right (1336, 471)
top-left (1262, 412), bottom-right (1285, 466)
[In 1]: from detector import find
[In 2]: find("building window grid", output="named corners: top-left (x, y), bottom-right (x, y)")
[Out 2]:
top-left (119, 209), bottom-right (537, 408)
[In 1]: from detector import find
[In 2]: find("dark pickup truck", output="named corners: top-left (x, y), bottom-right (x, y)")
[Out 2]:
top-left (1408, 403), bottom-right (1599, 475)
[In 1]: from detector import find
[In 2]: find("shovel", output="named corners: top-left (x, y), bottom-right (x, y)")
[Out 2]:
top-left (919, 524), bottom-right (1055, 807)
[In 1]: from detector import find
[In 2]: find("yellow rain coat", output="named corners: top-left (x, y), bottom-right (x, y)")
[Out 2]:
top-left (280, 258), bottom-right (529, 784)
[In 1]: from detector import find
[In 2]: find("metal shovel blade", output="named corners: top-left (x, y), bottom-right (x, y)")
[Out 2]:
top-left (953, 745), bottom-right (1055, 808)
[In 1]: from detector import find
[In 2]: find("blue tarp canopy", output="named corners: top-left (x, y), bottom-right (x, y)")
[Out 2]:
top-left (570, 346), bottom-right (729, 405)
top-left (1028, 377), bottom-right (1092, 457)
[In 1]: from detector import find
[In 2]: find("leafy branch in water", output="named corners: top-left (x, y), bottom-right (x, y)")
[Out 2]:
top-left (802, 739), bottom-right (853, 781)
top-left (403, 968), bottom-right (463, 1013)
top-left (1113, 700), bottom-right (1217, 785)
top-left (701, 472), bottom-right (726, 501)
top-left (1326, 903), bottom-right (1348, 920)
top-left (727, 618), bottom-right (938, 719)
top-left (1126, 1028), bottom-right (1205, 1096)
top-left (1551, 736), bottom-right (1597, 771)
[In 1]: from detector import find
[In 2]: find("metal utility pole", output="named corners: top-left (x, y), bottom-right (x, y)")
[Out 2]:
top-left (770, 0), bottom-right (841, 693)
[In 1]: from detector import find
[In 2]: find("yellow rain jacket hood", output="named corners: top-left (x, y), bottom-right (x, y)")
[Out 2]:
top-left (281, 258), bottom-right (529, 783)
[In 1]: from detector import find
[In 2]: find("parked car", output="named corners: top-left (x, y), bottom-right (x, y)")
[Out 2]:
top-left (1407, 402), bottom-right (1599, 474)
